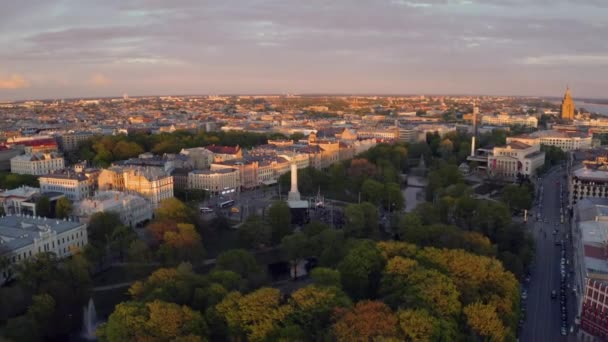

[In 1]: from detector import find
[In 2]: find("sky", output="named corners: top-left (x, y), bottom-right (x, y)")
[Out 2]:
top-left (1, 0), bottom-right (608, 101)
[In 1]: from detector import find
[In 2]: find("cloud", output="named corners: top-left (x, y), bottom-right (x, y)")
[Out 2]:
top-left (88, 73), bottom-right (111, 86)
top-left (0, 74), bottom-right (30, 89)
top-left (518, 54), bottom-right (608, 66)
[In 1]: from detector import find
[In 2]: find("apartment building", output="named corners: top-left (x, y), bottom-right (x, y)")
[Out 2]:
top-left (0, 214), bottom-right (88, 284)
top-left (98, 166), bottom-right (173, 207)
top-left (0, 186), bottom-right (40, 215)
top-left (481, 113), bottom-right (538, 128)
top-left (57, 131), bottom-right (95, 152)
top-left (180, 147), bottom-right (214, 169)
top-left (73, 191), bottom-right (153, 227)
top-left (39, 168), bottom-right (98, 201)
top-left (188, 168), bottom-right (240, 195)
top-left (10, 152), bottom-right (65, 176)
top-left (507, 130), bottom-right (593, 152)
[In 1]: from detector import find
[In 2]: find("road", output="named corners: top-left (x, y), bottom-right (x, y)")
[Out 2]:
top-left (521, 166), bottom-right (576, 341)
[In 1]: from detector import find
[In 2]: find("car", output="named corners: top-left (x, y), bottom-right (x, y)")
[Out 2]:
top-left (230, 207), bottom-right (240, 213)
top-left (199, 207), bottom-right (213, 213)
top-left (521, 290), bottom-right (528, 300)
top-left (551, 290), bottom-right (557, 299)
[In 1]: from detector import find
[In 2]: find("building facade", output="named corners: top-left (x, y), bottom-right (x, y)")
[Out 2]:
top-left (507, 130), bottom-right (592, 152)
top-left (0, 186), bottom-right (40, 215)
top-left (0, 214), bottom-right (88, 284)
top-left (39, 168), bottom-right (98, 201)
top-left (98, 166), bottom-right (173, 207)
top-left (57, 131), bottom-right (95, 152)
top-left (570, 167), bottom-right (608, 206)
top-left (487, 142), bottom-right (545, 179)
top-left (481, 113), bottom-right (538, 128)
top-left (188, 168), bottom-right (240, 195)
top-left (73, 191), bottom-right (153, 227)
top-left (10, 153), bottom-right (65, 176)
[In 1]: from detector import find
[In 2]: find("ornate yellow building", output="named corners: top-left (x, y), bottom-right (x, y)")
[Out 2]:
top-left (561, 87), bottom-right (575, 120)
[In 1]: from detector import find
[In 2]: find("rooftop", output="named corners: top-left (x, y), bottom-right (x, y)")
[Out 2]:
top-left (573, 167), bottom-right (608, 182)
top-left (0, 214), bottom-right (84, 252)
top-left (190, 168), bottom-right (238, 175)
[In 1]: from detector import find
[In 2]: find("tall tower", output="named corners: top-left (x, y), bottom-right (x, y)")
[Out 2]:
top-left (561, 87), bottom-right (575, 120)
top-left (288, 162), bottom-right (301, 201)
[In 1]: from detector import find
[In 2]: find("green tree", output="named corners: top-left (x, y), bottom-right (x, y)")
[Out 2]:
top-left (502, 184), bottom-right (533, 212)
top-left (280, 232), bottom-right (309, 279)
top-left (338, 240), bottom-right (385, 300)
top-left (215, 249), bottom-right (266, 289)
top-left (111, 140), bottom-right (144, 160)
top-left (267, 201), bottom-right (292, 244)
top-left (310, 267), bottom-right (342, 288)
top-left (238, 214), bottom-right (271, 249)
top-left (35, 196), bottom-right (51, 218)
top-left (55, 197), bottom-right (72, 219)
top-left (361, 178), bottom-right (384, 204)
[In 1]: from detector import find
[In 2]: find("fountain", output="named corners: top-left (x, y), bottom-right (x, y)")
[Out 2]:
top-left (81, 298), bottom-right (98, 340)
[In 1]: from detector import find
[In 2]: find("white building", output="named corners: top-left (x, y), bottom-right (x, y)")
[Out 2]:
top-left (179, 147), bottom-right (214, 170)
top-left (0, 214), bottom-right (88, 284)
top-left (481, 113), bottom-right (538, 128)
top-left (73, 191), bottom-right (153, 227)
top-left (570, 166), bottom-right (608, 206)
top-left (507, 130), bottom-right (593, 151)
top-left (39, 170), bottom-right (97, 201)
top-left (10, 152), bottom-right (65, 176)
top-left (188, 168), bottom-right (240, 195)
top-left (0, 186), bottom-right (39, 215)
top-left (488, 141), bottom-right (545, 179)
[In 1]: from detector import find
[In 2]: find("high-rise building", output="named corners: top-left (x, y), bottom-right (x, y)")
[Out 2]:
top-left (561, 87), bottom-right (575, 121)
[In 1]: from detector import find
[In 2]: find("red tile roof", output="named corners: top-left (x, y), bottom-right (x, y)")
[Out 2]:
top-left (205, 145), bottom-right (241, 154)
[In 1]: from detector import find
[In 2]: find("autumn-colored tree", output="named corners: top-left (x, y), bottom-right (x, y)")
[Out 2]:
top-left (397, 309), bottom-right (439, 342)
top-left (147, 220), bottom-right (178, 244)
top-left (377, 241), bottom-right (418, 260)
top-left (155, 197), bottom-right (195, 223)
top-left (287, 285), bottom-right (351, 340)
top-left (215, 287), bottom-right (292, 342)
top-left (347, 158), bottom-right (377, 179)
top-left (332, 301), bottom-right (398, 342)
top-left (159, 223), bottom-right (205, 263)
top-left (97, 300), bottom-right (207, 341)
top-left (463, 302), bottom-right (507, 341)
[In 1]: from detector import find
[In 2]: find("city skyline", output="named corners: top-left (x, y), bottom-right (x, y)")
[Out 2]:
top-left (1, 1), bottom-right (608, 100)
